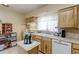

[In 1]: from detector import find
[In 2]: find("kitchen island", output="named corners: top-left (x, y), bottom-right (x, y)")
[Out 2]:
top-left (17, 40), bottom-right (40, 54)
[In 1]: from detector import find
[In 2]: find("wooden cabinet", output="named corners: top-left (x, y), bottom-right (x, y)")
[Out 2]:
top-left (42, 37), bottom-right (52, 54)
top-left (26, 16), bottom-right (37, 23)
top-left (28, 46), bottom-right (39, 54)
top-left (72, 43), bottom-right (79, 54)
top-left (72, 49), bottom-right (79, 54)
top-left (32, 34), bottom-right (52, 54)
top-left (58, 5), bottom-right (78, 28)
top-left (32, 35), bottom-right (42, 51)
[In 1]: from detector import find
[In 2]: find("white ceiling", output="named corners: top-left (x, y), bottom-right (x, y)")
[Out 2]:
top-left (1, 4), bottom-right (47, 14)
top-left (0, 4), bottom-right (75, 15)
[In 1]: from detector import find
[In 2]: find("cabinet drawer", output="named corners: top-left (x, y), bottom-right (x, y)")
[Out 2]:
top-left (32, 35), bottom-right (41, 40)
top-left (32, 35), bottom-right (37, 39)
top-left (35, 35), bottom-right (42, 39)
top-left (72, 49), bottom-right (79, 54)
top-left (72, 44), bottom-right (79, 49)
top-left (42, 37), bottom-right (52, 40)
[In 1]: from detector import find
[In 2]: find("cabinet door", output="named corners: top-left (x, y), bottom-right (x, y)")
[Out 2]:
top-left (72, 43), bottom-right (79, 54)
top-left (58, 6), bottom-right (77, 28)
top-left (58, 11), bottom-right (66, 27)
top-left (46, 39), bottom-right (52, 54)
top-left (31, 35), bottom-right (42, 51)
top-left (31, 35), bottom-right (37, 41)
top-left (42, 39), bottom-right (47, 53)
top-left (43, 37), bottom-right (52, 54)
top-left (72, 49), bottom-right (79, 54)
top-left (72, 44), bottom-right (79, 50)
top-left (36, 38), bottom-right (42, 51)
top-left (65, 10), bottom-right (74, 27)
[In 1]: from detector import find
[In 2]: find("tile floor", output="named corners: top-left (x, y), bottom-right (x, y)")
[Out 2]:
top-left (0, 45), bottom-right (42, 54)
top-left (0, 46), bottom-right (19, 54)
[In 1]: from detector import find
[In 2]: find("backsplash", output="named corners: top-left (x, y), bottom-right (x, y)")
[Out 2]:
top-left (66, 32), bottom-right (79, 39)
top-left (65, 29), bottom-right (79, 39)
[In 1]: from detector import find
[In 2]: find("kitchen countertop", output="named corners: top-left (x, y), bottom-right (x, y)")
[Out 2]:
top-left (32, 33), bottom-right (79, 44)
top-left (17, 40), bottom-right (40, 51)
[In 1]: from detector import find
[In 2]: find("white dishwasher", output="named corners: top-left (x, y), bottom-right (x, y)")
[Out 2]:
top-left (52, 39), bottom-right (71, 54)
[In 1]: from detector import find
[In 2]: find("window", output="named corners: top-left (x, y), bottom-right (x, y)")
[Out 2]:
top-left (47, 15), bottom-right (58, 32)
top-left (37, 16), bottom-right (48, 31)
top-left (37, 13), bottom-right (58, 32)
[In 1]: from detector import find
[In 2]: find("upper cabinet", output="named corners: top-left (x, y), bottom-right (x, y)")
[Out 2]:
top-left (58, 5), bottom-right (78, 28)
top-left (26, 16), bottom-right (37, 23)
top-left (25, 16), bottom-right (38, 31)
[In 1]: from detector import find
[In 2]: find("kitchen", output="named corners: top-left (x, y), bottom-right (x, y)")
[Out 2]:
top-left (0, 4), bottom-right (79, 54)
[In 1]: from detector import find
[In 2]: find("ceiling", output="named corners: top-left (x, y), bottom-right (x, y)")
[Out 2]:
top-left (1, 4), bottom-right (47, 14)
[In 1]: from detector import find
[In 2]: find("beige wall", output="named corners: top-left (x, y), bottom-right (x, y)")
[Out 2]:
top-left (0, 6), bottom-right (25, 41)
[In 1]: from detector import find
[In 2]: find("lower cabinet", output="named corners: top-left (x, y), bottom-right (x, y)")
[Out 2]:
top-left (42, 37), bottom-right (52, 54)
top-left (72, 43), bottom-right (79, 54)
top-left (31, 35), bottom-right (42, 51)
top-left (72, 49), bottom-right (79, 54)
top-left (28, 46), bottom-right (39, 54)
top-left (32, 35), bottom-right (79, 54)
top-left (32, 34), bottom-right (52, 54)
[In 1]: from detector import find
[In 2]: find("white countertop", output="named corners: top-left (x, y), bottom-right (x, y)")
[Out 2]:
top-left (17, 40), bottom-right (40, 51)
top-left (32, 33), bottom-right (79, 44)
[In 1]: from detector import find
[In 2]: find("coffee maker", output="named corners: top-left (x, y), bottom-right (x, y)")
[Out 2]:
top-left (24, 32), bottom-right (32, 44)
top-left (61, 29), bottom-right (66, 38)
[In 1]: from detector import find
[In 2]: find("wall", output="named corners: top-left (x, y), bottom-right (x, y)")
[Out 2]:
top-left (65, 29), bottom-right (79, 39)
top-left (0, 6), bottom-right (25, 41)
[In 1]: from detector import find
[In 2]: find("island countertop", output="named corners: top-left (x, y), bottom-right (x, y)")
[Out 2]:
top-left (17, 40), bottom-right (40, 51)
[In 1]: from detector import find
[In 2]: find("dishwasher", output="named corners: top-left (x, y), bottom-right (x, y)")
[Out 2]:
top-left (52, 39), bottom-right (71, 54)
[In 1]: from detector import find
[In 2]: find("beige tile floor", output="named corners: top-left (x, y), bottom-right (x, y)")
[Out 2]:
top-left (0, 46), bottom-right (20, 54)
top-left (0, 45), bottom-right (42, 54)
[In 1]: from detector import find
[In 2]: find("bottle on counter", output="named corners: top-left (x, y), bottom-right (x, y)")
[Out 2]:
top-left (24, 32), bottom-right (32, 44)
top-left (29, 33), bottom-right (32, 44)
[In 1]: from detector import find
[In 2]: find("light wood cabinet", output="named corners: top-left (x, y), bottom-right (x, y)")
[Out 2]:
top-left (72, 44), bottom-right (79, 49)
top-left (32, 34), bottom-right (52, 54)
top-left (58, 5), bottom-right (78, 28)
top-left (28, 46), bottom-right (39, 54)
top-left (32, 35), bottom-right (42, 51)
top-left (72, 43), bottom-right (79, 54)
top-left (42, 37), bottom-right (52, 54)
top-left (72, 49), bottom-right (79, 54)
